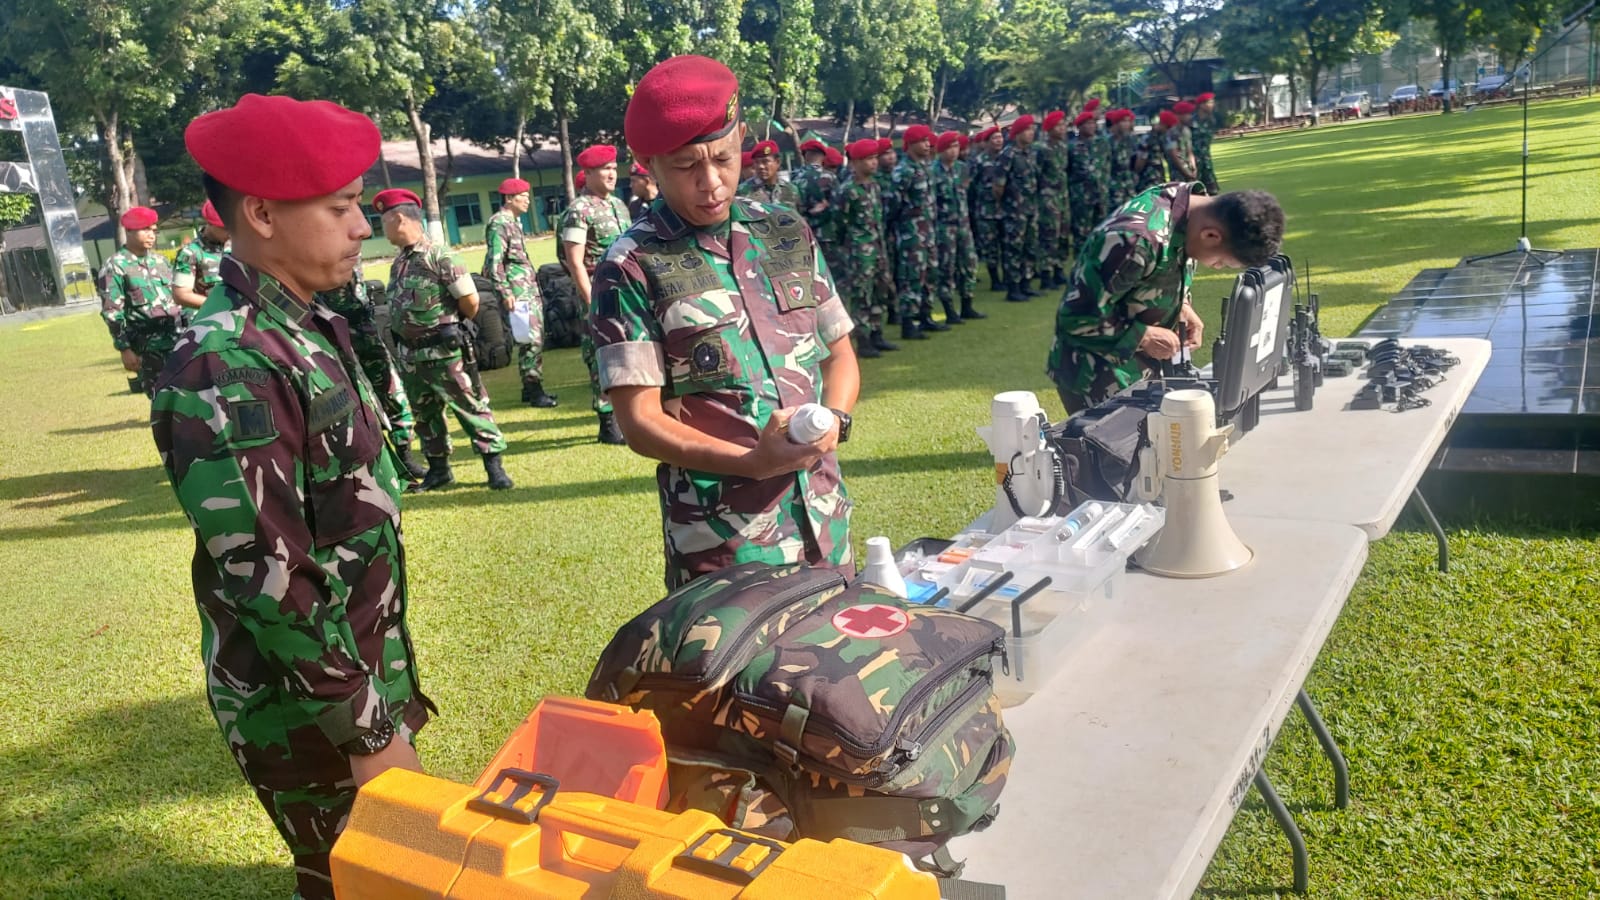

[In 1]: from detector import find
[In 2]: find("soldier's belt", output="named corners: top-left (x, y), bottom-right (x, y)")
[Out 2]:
top-left (400, 323), bottom-right (463, 351)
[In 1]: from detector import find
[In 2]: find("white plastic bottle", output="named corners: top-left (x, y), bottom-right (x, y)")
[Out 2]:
top-left (787, 403), bottom-right (836, 444)
top-left (856, 536), bottom-right (909, 599)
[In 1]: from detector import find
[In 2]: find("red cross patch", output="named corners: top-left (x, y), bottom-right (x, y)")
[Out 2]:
top-left (831, 603), bottom-right (910, 639)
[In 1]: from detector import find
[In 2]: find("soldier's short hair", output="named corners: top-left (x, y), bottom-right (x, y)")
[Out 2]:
top-left (1212, 190), bottom-right (1285, 267)
top-left (390, 203), bottom-right (423, 223)
top-left (201, 174), bottom-right (242, 230)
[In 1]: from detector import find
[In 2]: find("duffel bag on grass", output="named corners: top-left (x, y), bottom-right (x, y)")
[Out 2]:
top-left (586, 561), bottom-right (1014, 874)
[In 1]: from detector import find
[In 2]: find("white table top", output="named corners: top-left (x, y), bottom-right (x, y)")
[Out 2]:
top-left (956, 515), bottom-right (1370, 900)
top-left (1218, 338), bottom-right (1491, 539)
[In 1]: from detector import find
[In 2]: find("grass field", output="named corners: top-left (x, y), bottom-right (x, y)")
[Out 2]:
top-left (2, 99), bottom-right (1599, 898)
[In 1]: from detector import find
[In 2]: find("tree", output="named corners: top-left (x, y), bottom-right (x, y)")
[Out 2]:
top-left (1390, 0), bottom-right (1472, 111)
top-left (740, 0), bottom-right (824, 127)
top-left (1288, 0), bottom-right (1393, 123)
top-left (1216, 1), bottom-right (1300, 120)
top-left (1110, 0), bottom-right (1221, 93)
top-left (929, 0), bottom-right (999, 120)
top-left (1386, 19), bottom-right (1437, 87)
top-left (1470, 0), bottom-right (1565, 72)
top-left (989, 0), bottom-right (1131, 110)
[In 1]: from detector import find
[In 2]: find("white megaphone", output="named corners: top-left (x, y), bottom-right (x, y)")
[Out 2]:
top-left (1133, 389), bottom-right (1253, 578)
top-left (975, 391), bottom-right (1057, 533)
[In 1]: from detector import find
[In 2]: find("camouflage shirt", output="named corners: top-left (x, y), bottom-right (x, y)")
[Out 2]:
top-left (837, 178), bottom-right (883, 265)
top-left (482, 208), bottom-right (539, 301)
top-left (173, 234), bottom-right (227, 294)
top-left (971, 152), bottom-right (1003, 221)
top-left (1135, 128), bottom-right (1170, 191)
top-left (1108, 131), bottom-right (1141, 203)
top-left (993, 143), bottom-right (1038, 218)
top-left (932, 158), bottom-right (970, 226)
top-left (387, 238), bottom-right (477, 362)
top-left (150, 257), bottom-right (431, 754)
top-left (100, 247), bottom-right (178, 349)
top-left (886, 157), bottom-right (937, 245)
top-left (1035, 139), bottom-right (1070, 203)
top-left (589, 199), bottom-right (855, 587)
top-left (1164, 125), bottom-right (1197, 180)
top-left (791, 163), bottom-right (841, 244)
top-left (1047, 183), bottom-right (1198, 388)
top-left (1068, 133), bottom-right (1111, 204)
top-left (1192, 113), bottom-right (1215, 159)
top-left (738, 176), bottom-right (802, 210)
top-left (560, 190), bottom-right (632, 275)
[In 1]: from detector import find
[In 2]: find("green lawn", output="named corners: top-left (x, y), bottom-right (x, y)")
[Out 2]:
top-left (2, 99), bottom-right (1599, 898)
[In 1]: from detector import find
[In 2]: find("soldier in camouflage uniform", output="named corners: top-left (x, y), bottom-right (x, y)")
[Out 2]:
top-left (1068, 111), bottom-right (1112, 260)
top-left (628, 161), bottom-right (658, 222)
top-left (593, 54), bottom-right (859, 590)
top-left (738, 140), bottom-right (801, 208)
top-left (933, 131), bottom-right (986, 324)
top-left (1193, 92), bottom-right (1221, 194)
top-left (376, 188), bottom-right (513, 491)
top-left (835, 139), bottom-right (901, 358)
top-left (993, 115), bottom-right (1041, 303)
top-left (1135, 110), bottom-right (1175, 192)
top-left (1046, 183), bottom-right (1285, 413)
top-left (1105, 109), bottom-right (1141, 211)
top-left (100, 206), bottom-right (181, 396)
top-left (1165, 100), bottom-right (1199, 183)
top-left (172, 200), bottom-right (229, 310)
top-left (791, 140), bottom-right (843, 284)
top-left (484, 177), bottom-right (558, 408)
top-left (319, 267), bottom-right (427, 481)
top-left (155, 94), bottom-right (435, 900)
top-left (887, 125), bottom-right (951, 336)
top-left (969, 127), bottom-right (1004, 291)
top-left (1034, 111), bottom-right (1072, 290)
top-left (561, 143), bottom-right (634, 445)
top-left (872, 139), bottom-right (900, 325)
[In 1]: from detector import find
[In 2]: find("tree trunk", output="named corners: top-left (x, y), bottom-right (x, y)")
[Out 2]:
top-left (513, 109), bottom-right (526, 179)
top-left (1287, 71), bottom-right (1299, 123)
top-left (1307, 60), bottom-right (1321, 124)
top-left (932, 69), bottom-right (949, 123)
top-left (1441, 45), bottom-right (1454, 113)
top-left (100, 109), bottom-right (133, 246)
top-left (842, 98), bottom-right (856, 143)
top-left (131, 142), bottom-right (150, 207)
top-left (377, 119), bottom-right (394, 188)
top-left (406, 96), bottom-right (444, 244)
top-left (558, 106), bottom-right (574, 203)
top-left (441, 133), bottom-right (455, 202)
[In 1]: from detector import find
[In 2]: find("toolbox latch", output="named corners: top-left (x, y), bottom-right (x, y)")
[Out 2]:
top-left (673, 828), bottom-right (786, 884)
top-left (468, 768), bottom-right (560, 825)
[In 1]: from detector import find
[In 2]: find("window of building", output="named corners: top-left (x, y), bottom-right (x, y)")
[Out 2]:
top-left (448, 192), bottom-right (483, 227)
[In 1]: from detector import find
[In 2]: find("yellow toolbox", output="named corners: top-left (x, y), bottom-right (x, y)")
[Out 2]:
top-left (330, 767), bottom-right (940, 899)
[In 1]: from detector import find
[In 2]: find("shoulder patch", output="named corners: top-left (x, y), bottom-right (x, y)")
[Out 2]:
top-left (307, 385), bottom-right (357, 434)
top-left (216, 367), bottom-right (269, 387)
top-left (229, 399), bottom-right (277, 442)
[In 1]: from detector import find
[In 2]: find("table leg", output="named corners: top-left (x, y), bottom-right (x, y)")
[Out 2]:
top-left (1409, 487), bottom-right (1448, 573)
top-left (1253, 769), bottom-right (1309, 895)
top-left (1296, 689), bottom-right (1350, 809)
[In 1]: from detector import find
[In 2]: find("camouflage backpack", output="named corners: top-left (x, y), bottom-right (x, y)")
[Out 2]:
top-left (586, 561), bottom-right (1014, 876)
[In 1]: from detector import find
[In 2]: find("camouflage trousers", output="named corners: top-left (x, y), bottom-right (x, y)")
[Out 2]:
top-left (128, 328), bottom-right (179, 399)
top-left (1108, 181), bottom-right (1138, 214)
top-left (974, 216), bottom-right (1002, 269)
top-left (1036, 199), bottom-right (1071, 274)
top-left (998, 212), bottom-right (1037, 285)
top-left (1051, 344), bottom-right (1150, 414)
top-left (580, 332), bottom-right (612, 414)
top-left (401, 353), bottom-right (507, 458)
top-left (893, 231), bottom-right (935, 321)
top-left (1070, 191), bottom-right (1108, 248)
top-left (1197, 156), bottom-right (1219, 195)
top-left (818, 240), bottom-right (844, 291)
top-left (506, 285), bottom-right (546, 383)
top-left (935, 221), bottom-right (978, 304)
top-left (348, 333), bottom-right (415, 446)
top-left (841, 251), bottom-right (885, 331)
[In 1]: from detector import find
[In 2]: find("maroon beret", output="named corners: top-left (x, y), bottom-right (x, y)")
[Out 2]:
top-left (121, 206), bottom-right (158, 230)
top-left (823, 146), bottom-right (844, 167)
top-left (846, 139), bottom-right (880, 160)
top-left (750, 140), bottom-right (779, 158)
top-left (876, 138), bottom-right (893, 154)
top-left (185, 94), bottom-right (379, 201)
top-left (1042, 110), bottom-right (1066, 131)
top-left (630, 162), bottom-right (650, 177)
top-left (1173, 101), bottom-right (1196, 114)
top-left (1159, 110), bottom-right (1180, 128)
top-left (1084, 98), bottom-right (1101, 113)
top-left (957, 134), bottom-right (970, 149)
top-left (1073, 111), bottom-right (1095, 127)
top-left (935, 130), bottom-right (961, 152)
top-left (499, 177), bottom-right (530, 195)
top-left (740, 150), bottom-right (754, 167)
top-left (902, 125), bottom-right (934, 149)
top-left (576, 144), bottom-right (617, 169)
top-left (799, 139), bottom-right (826, 153)
top-left (1008, 115), bottom-right (1036, 138)
top-left (1196, 92), bottom-right (1216, 103)
top-left (975, 127), bottom-right (997, 143)
top-left (624, 55), bottom-right (741, 160)
top-left (200, 201), bottom-right (224, 228)
top-left (371, 188), bottom-right (421, 213)
top-left (575, 170), bottom-right (587, 189)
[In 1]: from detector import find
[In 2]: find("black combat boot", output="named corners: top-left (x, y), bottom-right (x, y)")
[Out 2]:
top-left (1023, 278), bottom-right (1042, 297)
top-left (1054, 267), bottom-right (1069, 287)
top-left (987, 264), bottom-right (1002, 292)
top-left (393, 441), bottom-right (428, 480)
top-left (901, 320), bottom-right (927, 340)
top-left (483, 453), bottom-right (514, 490)
top-left (598, 411), bottom-right (627, 445)
top-left (523, 379), bottom-right (559, 408)
top-left (961, 296), bottom-right (987, 320)
top-left (920, 313), bottom-right (951, 332)
top-left (408, 456), bottom-right (454, 493)
top-left (856, 334), bottom-right (882, 358)
top-left (872, 329), bottom-right (900, 352)
top-left (1006, 281), bottom-right (1029, 302)
top-left (940, 298), bottom-right (965, 325)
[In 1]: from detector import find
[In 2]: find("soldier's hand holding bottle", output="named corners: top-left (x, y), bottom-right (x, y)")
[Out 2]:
top-left (740, 407), bottom-right (838, 480)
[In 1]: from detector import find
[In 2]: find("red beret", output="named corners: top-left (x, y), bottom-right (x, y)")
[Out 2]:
top-left (975, 127), bottom-right (997, 142)
top-left (740, 150), bottom-right (754, 167)
top-left (371, 188), bottom-right (421, 213)
top-left (1042, 110), bottom-right (1066, 131)
top-left (957, 133), bottom-right (970, 149)
top-left (1073, 111), bottom-right (1095, 127)
top-left (1008, 115), bottom-right (1036, 137)
top-left (121, 206), bottom-right (158, 230)
top-left (499, 177), bottom-right (530, 195)
top-left (876, 138), bottom-right (893, 154)
top-left (1084, 98), bottom-right (1101, 112)
top-left (935, 130), bottom-right (961, 152)
top-left (750, 140), bottom-right (779, 159)
top-left (200, 200), bottom-right (223, 228)
top-left (630, 162), bottom-right (650, 177)
top-left (1159, 110), bottom-right (1179, 128)
top-left (1196, 92), bottom-right (1215, 103)
top-left (847, 139), bottom-right (880, 160)
top-left (576, 144), bottom-right (617, 169)
top-left (576, 170), bottom-right (587, 189)
top-left (823, 146), bottom-right (844, 167)
top-left (1173, 101), bottom-right (1196, 114)
top-left (799, 139), bottom-right (826, 153)
top-left (624, 55), bottom-right (741, 160)
top-left (185, 94), bottom-right (379, 201)
top-left (901, 125), bottom-right (934, 149)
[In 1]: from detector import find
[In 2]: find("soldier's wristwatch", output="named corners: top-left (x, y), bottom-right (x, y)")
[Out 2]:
top-left (340, 720), bottom-right (396, 757)
top-left (829, 408), bottom-right (852, 443)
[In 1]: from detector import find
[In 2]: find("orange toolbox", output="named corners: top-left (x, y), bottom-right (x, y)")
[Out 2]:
top-left (329, 766), bottom-right (940, 898)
